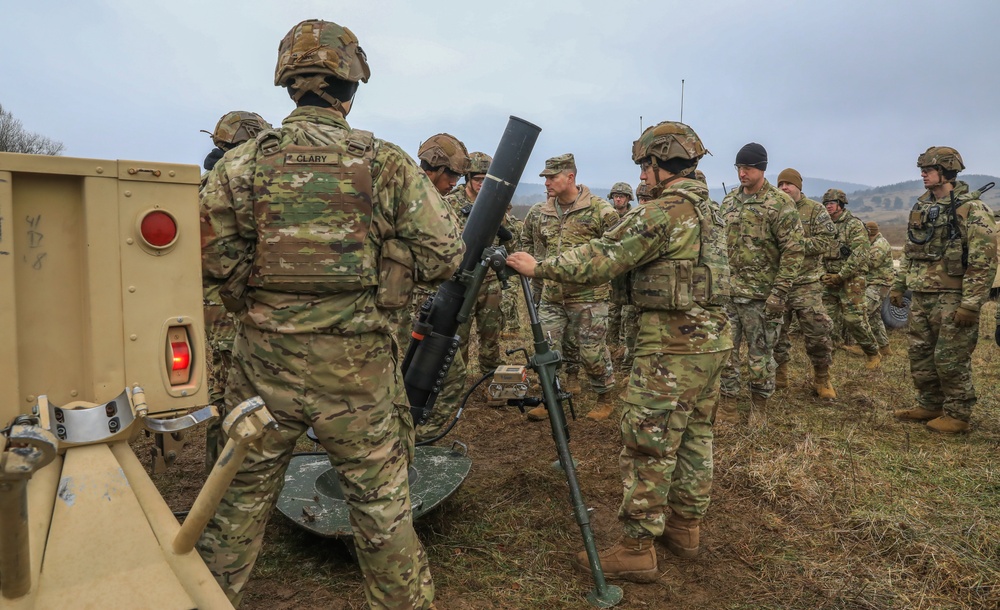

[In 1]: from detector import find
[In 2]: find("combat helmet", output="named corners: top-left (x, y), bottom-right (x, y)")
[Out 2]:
top-left (632, 121), bottom-right (709, 164)
top-left (635, 183), bottom-right (652, 201)
top-left (418, 133), bottom-right (471, 175)
top-left (917, 146), bottom-right (965, 172)
top-left (275, 19), bottom-right (370, 87)
top-left (609, 182), bottom-right (634, 201)
top-left (203, 111), bottom-right (271, 150)
top-left (467, 151), bottom-right (492, 177)
top-left (822, 189), bottom-right (849, 206)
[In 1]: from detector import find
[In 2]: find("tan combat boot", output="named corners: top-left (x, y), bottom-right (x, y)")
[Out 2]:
top-left (879, 344), bottom-right (893, 357)
top-left (586, 392), bottom-right (616, 421)
top-left (812, 365), bottom-right (837, 400)
top-left (562, 372), bottom-right (582, 395)
top-left (864, 352), bottom-right (882, 370)
top-left (750, 393), bottom-right (768, 411)
top-left (526, 405), bottom-right (548, 421)
top-left (926, 415), bottom-right (971, 434)
top-left (774, 362), bottom-right (788, 389)
top-left (713, 394), bottom-right (739, 425)
top-left (893, 406), bottom-right (943, 422)
top-left (660, 514), bottom-right (700, 558)
top-left (573, 537), bottom-right (658, 583)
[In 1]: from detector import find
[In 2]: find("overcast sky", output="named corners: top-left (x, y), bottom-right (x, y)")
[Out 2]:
top-left (3, 1), bottom-right (998, 192)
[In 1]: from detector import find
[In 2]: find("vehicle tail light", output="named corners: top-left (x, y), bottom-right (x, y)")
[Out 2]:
top-left (165, 326), bottom-right (192, 385)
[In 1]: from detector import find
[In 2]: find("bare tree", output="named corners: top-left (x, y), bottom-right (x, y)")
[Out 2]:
top-left (0, 104), bottom-right (65, 155)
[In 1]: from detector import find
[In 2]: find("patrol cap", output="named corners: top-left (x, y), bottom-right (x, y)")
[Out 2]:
top-left (777, 168), bottom-right (802, 190)
top-left (539, 153), bottom-right (577, 177)
top-left (822, 188), bottom-right (849, 206)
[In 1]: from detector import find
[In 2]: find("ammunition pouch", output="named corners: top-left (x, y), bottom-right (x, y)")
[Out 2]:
top-left (631, 259), bottom-right (714, 311)
top-left (219, 254), bottom-right (253, 315)
top-left (376, 238), bottom-right (416, 310)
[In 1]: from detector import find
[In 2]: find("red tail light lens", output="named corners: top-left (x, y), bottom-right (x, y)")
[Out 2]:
top-left (140, 210), bottom-right (178, 247)
top-left (170, 341), bottom-right (190, 371)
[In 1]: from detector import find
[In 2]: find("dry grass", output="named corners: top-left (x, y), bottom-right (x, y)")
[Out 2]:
top-left (139, 303), bottom-right (1000, 609)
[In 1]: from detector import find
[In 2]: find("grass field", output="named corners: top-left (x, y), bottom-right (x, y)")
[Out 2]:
top-left (142, 303), bottom-right (1000, 609)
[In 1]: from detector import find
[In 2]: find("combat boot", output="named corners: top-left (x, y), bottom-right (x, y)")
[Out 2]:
top-left (562, 372), bottom-right (582, 395)
top-left (586, 392), bottom-right (616, 421)
top-left (864, 352), bottom-right (882, 370)
top-left (879, 344), bottom-right (893, 357)
top-left (526, 405), bottom-right (548, 421)
top-left (774, 362), bottom-right (788, 389)
top-left (573, 536), bottom-right (658, 583)
top-left (714, 394), bottom-right (739, 425)
top-left (660, 514), bottom-right (700, 558)
top-left (812, 365), bottom-right (837, 400)
top-left (750, 393), bottom-right (768, 411)
top-left (926, 415), bottom-right (971, 434)
top-left (893, 406), bottom-right (943, 422)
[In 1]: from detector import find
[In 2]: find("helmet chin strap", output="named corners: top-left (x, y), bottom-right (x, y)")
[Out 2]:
top-left (289, 74), bottom-right (348, 115)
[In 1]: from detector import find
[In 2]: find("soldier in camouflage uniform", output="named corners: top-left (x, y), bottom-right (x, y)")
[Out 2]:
top-left (507, 121), bottom-right (731, 582)
top-left (892, 147), bottom-right (997, 434)
top-left (520, 154), bottom-right (619, 420)
top-left (500, 202), bottom-right (524, 338)
top-left (819, 189), bottom-right (882, 369)
top-left (200, 110), bottom-right (273, 472)
top-left (773, 168), bottom-right (837, 399)
top-left (718, 143), bottom-right (804, 420)
top-left (197, 20), bottom-right (463, 609)
top-left (608, 181), bottom-right (634, 361)
top-left (861, 221), bottom-right (895, 355)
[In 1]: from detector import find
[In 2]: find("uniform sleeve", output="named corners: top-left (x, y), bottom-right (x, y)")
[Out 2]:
top-left (770, 197), bottom-right (805, 294)
top-left (893, 250), bottom-right (911, 292)
top-left (375, 144), bottom-right (464, 283)
top-left (838, 219), bottom-right (871, 280)
top-left (958, 201), bottom-right (998, 311)
top-left (199, 146), bottom-right (256, 281)
top-left (804, 206), bottom-right (836, 257)
top-left (520, 205), bottom-right (544, 298)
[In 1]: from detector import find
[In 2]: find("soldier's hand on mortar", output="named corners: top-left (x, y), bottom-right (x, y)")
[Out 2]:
top-left (889, 290), bottom-right (905, 308)
top-left (820, 273), bottom-right (843, 287)
top-left (953, 306), bottom-right (979, 328)
top-left (506, 252), bottom-right (538, 277)
top-left (765, 291), bottom-right (785, 315)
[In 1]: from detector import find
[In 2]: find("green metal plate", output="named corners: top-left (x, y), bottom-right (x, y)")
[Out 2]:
top-left (277, 444), bottom-right (472, 538)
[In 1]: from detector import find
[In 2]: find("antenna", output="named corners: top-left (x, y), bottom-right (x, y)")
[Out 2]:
top-left (680, 79), bottom-right (685, 123)
top-left (639, 115), bottom-right (643, 134)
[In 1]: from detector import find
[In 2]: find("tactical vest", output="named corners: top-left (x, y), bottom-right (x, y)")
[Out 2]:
top-left (904, 192), bottom-right (973, 280)
top-left (631, 189), bottom-right (729, 311)
top-left (248, 128), bottom-right (378, 295)
top-left (824, 214), bottom-right (865, 272)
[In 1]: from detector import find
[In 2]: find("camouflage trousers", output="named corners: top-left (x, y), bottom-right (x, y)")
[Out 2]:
top-left (539, 300), bottom-right (615, 394)
top-left (823, 276), bottom-right (878, 355)
top-left (774, 282), bottom-right (833, 368)
top-left (500, 281), bottom-right (522, 332)
top-left (608, 303), bottom-right (639, 350)
top-left (196, 326), bottom-right (434, 610)
top-left (864, 284), bottom-right (891, 348)
top-left (619, 350), bottom-right (730, 538)
top-left (204, 303), bottom-right (236, 472)
top-left (907, 291), bottom-right (980, 421)
top-left (721, 298), bottom-right (782, 398)
top-left (458, 280), bottom-right (504, 376)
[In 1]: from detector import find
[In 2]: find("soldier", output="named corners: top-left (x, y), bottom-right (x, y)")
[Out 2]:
top-left (506, 121), bottom-right (731, 582)
top-left (418, 133), bottom-right (470, 196)
top-left (520, 154), bottom-right (619, 420)
top-left (636, 182), bottom-right (653, 204)
top-left (197, 19), bottom-right (464, 609)
top-left (500, 201), bottom-right (525, 338)
top-left (199, 111), bottom-right (273, 472)
top-left (891, 147), bottom-right (997, 433)
top-left (860, 221), bottom-right (894, 356)
top-left (772, 168), bottom-right (837, 399)
top-left (608, 181), bottom-right (634, 361)
top-left (717, 143), bottom-right (804, 420)
top-left (819, 189), bottom-right (882, 369)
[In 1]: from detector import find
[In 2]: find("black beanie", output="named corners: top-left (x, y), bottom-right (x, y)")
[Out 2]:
top-left (735, 142), bottom-right (767, 170)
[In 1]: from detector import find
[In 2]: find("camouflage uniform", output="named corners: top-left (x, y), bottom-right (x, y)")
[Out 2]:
top-left (894, 180), bottom-right (997, 422)
top-left (720, 180), bottom-right (804, 398)
top-left (521, 184), bottom-right (619, 394)
top-left (198, 104), bottom-right (464, 609)
top-left (822, 206), bottom-right (879, 355)
top-left (864, 228), bottom-right (895, 349)
top-left (533, 177), bottom-right (731, 534)
top-left (500, 210), bottom-right (524, 334)
top-left (774, 196), bottom-right (835, 369)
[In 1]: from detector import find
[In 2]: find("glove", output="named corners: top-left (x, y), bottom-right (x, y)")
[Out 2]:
top-left (889, 290), bottom-right (905, 308)
top-left (765, 292), bottom-right (785, 316)
top-left (953, 306), bottom-right (979, 328)
top-left (820, 273), bottom-right (843, 288)
top-left (995, 325), bottom-right (1000, 347)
